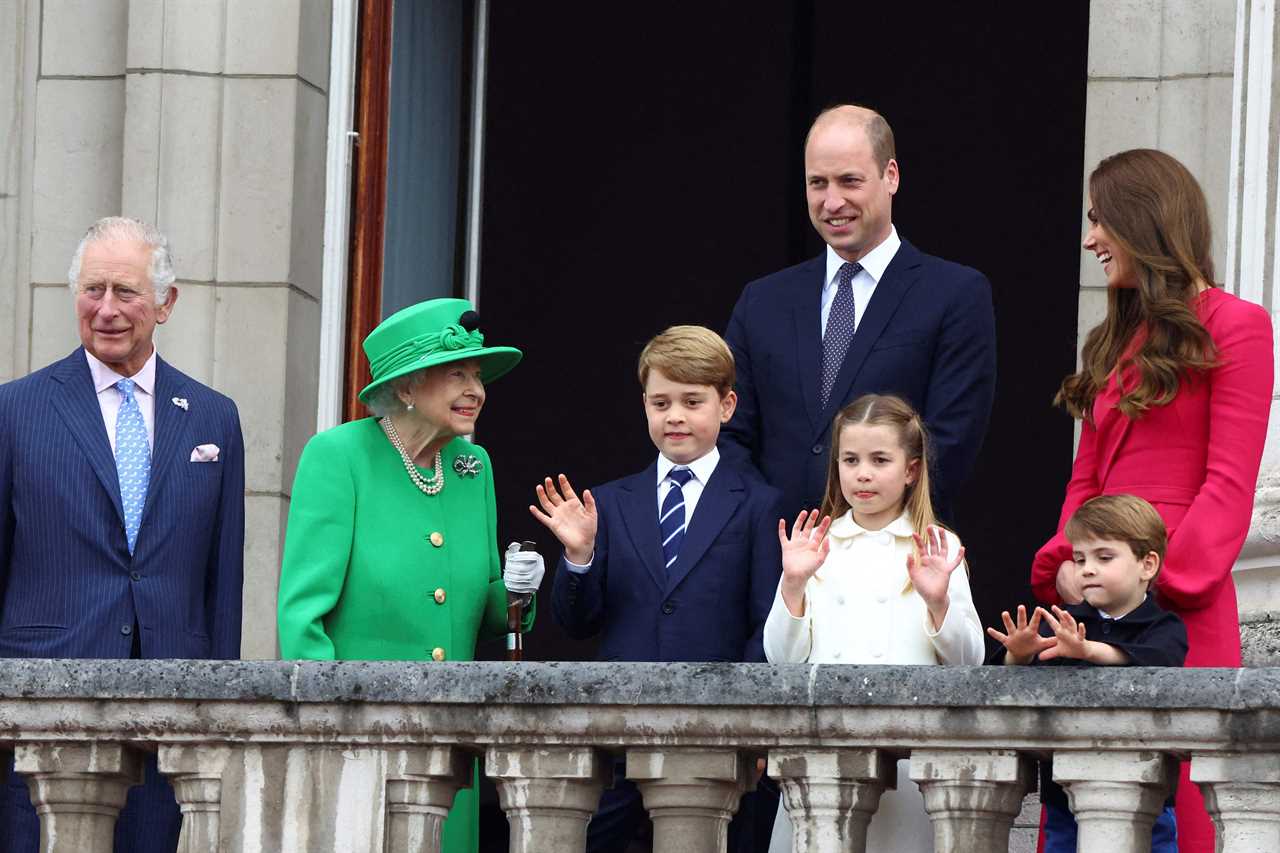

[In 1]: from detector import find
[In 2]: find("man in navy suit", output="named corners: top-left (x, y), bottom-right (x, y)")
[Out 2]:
top-left (535, 326), bottom-right (781, 852)
top-left (0, 217), bottom-right (245, 852)
top-left (722, 105), bottom-right (996, 521)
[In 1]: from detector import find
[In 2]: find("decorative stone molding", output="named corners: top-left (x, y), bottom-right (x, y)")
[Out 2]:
top-left (0, 661), bottom-right (1279, 852)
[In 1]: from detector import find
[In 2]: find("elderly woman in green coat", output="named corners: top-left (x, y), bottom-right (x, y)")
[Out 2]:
top-left (278, 298), bottom-right (541, 853)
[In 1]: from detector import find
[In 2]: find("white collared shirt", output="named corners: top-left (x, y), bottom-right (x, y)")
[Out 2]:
top-left (85, 348), bottom-right (158, 453)
top-left (655, 446), bottom-right (719, 523)
top-left (820, 226), bottom-right (902, 335)
top-left (563, 447), bottom-right (721, 573)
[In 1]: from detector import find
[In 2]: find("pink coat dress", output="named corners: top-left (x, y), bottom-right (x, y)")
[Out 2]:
top-left (1032, 286), bottom-right (1273, 852)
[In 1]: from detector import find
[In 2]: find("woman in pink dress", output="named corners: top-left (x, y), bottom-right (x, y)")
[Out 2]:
top-left (1032, 148), bottom-right (1273, 852)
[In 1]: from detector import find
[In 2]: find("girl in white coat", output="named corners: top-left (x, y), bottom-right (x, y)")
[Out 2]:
top-left (764, 394), bottom-right (985, 853)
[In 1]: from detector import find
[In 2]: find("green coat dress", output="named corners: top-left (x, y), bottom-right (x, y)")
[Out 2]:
top-left (278, 417), bottom-right (533, 853)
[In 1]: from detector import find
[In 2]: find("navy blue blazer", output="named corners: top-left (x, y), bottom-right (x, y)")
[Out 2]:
top-left (0, 348), bottom-right (245, 660)
top-left (721, 240), bottom-right (996, 520)
top-left (551, 460), bottom-right (782, 663)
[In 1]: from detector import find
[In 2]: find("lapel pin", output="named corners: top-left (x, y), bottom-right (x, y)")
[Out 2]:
top-left (172, 397), bottom-right (189, 411)
top-left (453, 454), bottom-right (483, 478)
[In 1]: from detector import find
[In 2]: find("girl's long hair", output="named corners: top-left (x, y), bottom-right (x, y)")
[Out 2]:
top-left (819, 394), bottom-right (938, 538)
top-left (1056, 149), bottom-right (1217, 420)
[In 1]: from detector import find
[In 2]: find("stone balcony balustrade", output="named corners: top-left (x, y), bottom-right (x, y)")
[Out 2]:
top-left (0, 660), bottom-right (1278, 853)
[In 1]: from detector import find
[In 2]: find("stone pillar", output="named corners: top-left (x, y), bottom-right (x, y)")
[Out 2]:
top-left (486, 746), bottom-right (610, 853)
top-left (627, 748), bottom-right (752, 853)
top-left (909, 749), bottom-right (1031, 853)
top-left (1227, 0), bottom-right (1280, 665)
top-left (157, 745), bottom-right (231, 853)
top-left (383, 747), bottom-right (471, 853)
top-left (1053, 750), bottom-right (1176, 853)
top-left (1192, 751), bottom-right (1280, 852)
top-left (14, 742), bottom-right (144, 853)
top-left (767, 748), bottom-right (894, 853)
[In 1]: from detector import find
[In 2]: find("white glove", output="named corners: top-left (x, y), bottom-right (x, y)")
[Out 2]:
top-left (504, 542), bottom-right (545, 596)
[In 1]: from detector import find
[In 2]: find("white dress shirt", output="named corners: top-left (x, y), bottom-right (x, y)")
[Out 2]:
top-left (820, 226), bottom-right (902, 336)
top-left (85, 348), bottom-right (158, 453)
top-left (565, 447), bottom-right (721, 573)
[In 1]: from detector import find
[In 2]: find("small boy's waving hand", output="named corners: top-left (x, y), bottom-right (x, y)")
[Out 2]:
top-left (530, 474), bottom-right (597, 565)
top-left (987, 604), bottom-right (1058, 665)
top-left (778, 509), bottom-right (832, 617)
top-left (1038, 605), bottom-right (1129, 665)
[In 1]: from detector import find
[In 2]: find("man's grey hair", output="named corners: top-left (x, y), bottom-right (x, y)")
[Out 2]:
top-left (67, 217), bottom-right (176, 305)
top-left (365, 371), bottom-right (428, 418)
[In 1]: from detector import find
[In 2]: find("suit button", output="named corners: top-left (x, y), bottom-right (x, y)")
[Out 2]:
top-left (130, 571), bottom-right (141, 581)
top-left (120, 624), bottom-right (132, 636)
top-left (429, 531), bottom-right (444, 547)
top-left (810, 444), bottom-right (824, 455)
top-left (431, 647), bottom-right (446, 661)
top-left (662, 602), bottom-right (675, 615)
top-left (433, 588), bottom-right (446, 605)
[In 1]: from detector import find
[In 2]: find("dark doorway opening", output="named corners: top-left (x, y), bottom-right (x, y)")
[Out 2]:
top-left (473, 3), bottom-right (1087, 844)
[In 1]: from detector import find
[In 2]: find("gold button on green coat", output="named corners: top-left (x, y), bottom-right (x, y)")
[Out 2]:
top-left (431, 647), bottom-right (446, 661)
top-left (434, 588), bottom-right (446, 604)
top-left (277, 419), bottom-right (534, 853)
top-left (430, 531), bottom-right (444, 547)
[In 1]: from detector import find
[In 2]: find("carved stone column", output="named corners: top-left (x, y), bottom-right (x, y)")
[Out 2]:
top-left (909, 749), bottom-right (1031, 853)
top-left (1192, 751), bottom-right (1280, 853)
top-left (384, 746), bottom-right (472, 853)
top-left (486, 746), bottom-right (610, 853)
top-left (768, 747), bottom-right (895, 853)
top-left (157, 745), bottom-right (231, 853)
top-left (15, 742), bottom-right (144, 853)
top-left (628, 748), bottom-right (752, 853)
top-left (1054, 750), bottom-right (1176, 853)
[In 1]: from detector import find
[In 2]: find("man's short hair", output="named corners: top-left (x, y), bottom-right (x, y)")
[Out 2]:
top-left (67, 216), bottom-right (176, 305)
top-left (808, 104), bottom-right (897, 175)
top-left (1065, 494), bottom-right (1168, 565)
top-left (638, 325), bottom-right (735, 397)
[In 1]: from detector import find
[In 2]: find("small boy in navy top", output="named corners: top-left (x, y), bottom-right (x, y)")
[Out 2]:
top-left (532, 325), bottom-right (782, 853)
top-left (989, 494), bottom-right (1188, 853)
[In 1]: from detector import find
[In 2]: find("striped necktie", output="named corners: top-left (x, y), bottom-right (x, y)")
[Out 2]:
top-left (821, 261), bottom-right (862, 407)
top-left (114, 378), bottom-right (151, 555)
top-left (660, 467), bottom-right (695, 578)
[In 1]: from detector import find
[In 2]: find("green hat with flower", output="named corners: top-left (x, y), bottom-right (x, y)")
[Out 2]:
top-left (358, 298), bottom-right (522, 403)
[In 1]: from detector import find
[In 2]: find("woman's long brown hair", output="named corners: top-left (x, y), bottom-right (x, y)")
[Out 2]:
top-left (1056, 149), bottom-right (1217, 421)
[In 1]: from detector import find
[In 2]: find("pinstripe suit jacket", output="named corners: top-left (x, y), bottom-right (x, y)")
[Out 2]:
top-left (0, 348), bottom-right (244, 660)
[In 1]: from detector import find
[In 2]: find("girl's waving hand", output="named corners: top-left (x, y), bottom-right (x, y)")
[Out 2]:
top-left (778, 509), bottom-right (831, 617)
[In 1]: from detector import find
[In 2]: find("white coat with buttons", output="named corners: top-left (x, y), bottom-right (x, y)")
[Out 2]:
top-left (763, 510), bottom-right (985, 853)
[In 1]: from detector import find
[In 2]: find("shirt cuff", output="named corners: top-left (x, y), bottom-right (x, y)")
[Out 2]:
top-left (564, 555), bottom-right (593, 574)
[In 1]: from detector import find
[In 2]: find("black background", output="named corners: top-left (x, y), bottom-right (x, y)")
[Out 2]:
top-left (472, 3), bottom-right (1089, 664)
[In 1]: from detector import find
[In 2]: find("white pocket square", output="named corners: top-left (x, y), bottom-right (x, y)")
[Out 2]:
top-left (190, 444), bottom-right (220, 463)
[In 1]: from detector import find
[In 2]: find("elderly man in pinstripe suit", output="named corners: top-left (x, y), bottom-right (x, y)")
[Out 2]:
top-left (0, 217), bottom-right (245, 853)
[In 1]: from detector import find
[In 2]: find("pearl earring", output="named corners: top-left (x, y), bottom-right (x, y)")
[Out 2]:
top-left (406, 403), bottom-right (415, 412)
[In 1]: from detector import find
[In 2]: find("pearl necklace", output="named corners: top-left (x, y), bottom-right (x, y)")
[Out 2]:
top-left (380, 416), bottom-right (444, 495)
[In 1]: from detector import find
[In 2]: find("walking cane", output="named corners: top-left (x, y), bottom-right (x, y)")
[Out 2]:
top-left (506, 540), bottom-right (538, 661)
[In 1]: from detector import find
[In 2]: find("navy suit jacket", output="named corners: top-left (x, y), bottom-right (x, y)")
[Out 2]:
top-left (551, 460), bottom-right (782, 663)
top-left (0, 348), bottom-right (245, 660)
top-left (721, 240), bottom-right (996, 520)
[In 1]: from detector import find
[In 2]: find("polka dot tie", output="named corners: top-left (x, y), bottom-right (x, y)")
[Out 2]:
top-left (660, 467), bottom-right (694, 581)
top-left (114, 378), bottom-right (151, 555)
top-left (820, 261), bottom-right (861, 407)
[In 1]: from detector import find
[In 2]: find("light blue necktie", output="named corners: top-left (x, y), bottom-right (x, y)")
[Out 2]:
top-left (660, 468), bottom-right (694, 580)
top-left (114, 378), bottom-right (151, 555)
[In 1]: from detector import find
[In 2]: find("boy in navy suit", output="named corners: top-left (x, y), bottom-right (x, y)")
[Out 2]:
top-left (988, 495), bottom-right (1187, 853)
top-left (533, 325), bottom-right (783, 853)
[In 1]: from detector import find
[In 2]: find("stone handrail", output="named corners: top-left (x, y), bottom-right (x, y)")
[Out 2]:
top-left (0, 661), bottom-right (1278, 852)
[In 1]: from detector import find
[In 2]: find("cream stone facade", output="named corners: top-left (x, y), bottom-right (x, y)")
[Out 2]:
top-left (1, 0), bottom-right (1279, 658)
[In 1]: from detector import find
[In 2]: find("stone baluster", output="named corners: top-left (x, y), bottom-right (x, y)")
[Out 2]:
top-left (1053, 750), bottom-right (1176, 853)
top-left (909, 749), bottom-right (1031, 853)
top-left (628, 748), bottom-right (752, 853)
top-left (14, 742), bottom-right (144, 853)
top-left (157, 745), bottom-right (231, 853)
top-left (486, 746), bottom-right (610, 853)
top-left (768, 747), bottom-right (895, 853)
top-left (1192, 751), bottom-right (1280, 853)
top-left (383, 746), bottom-right (472, 853)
